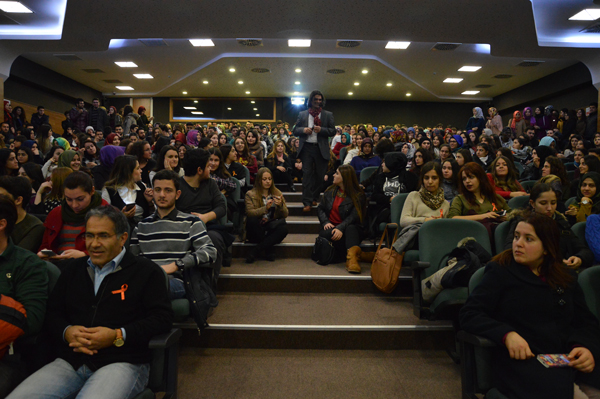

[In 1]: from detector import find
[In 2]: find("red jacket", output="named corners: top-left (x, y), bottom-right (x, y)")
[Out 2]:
top-left (39, 200), bottom-right (109, 253)
top-left (487, 173), bottom-right (525, 200)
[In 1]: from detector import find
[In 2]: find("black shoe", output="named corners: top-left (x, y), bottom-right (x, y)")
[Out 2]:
top-left (265, 252), bottom-right (275, 262)
top-left (289, 185), bottom-right (296, 192)
top-left (245, 254), bottom-right (255, 264)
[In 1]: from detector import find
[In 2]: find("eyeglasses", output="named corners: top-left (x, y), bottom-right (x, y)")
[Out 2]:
top-left (84, 233), bottom-right (118, 242)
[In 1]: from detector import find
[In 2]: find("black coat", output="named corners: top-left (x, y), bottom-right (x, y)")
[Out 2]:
top-left (460, 261), bottom-right (600, 399)
top-left (317, 187), bottom-right (365, 233)
top-left (370, 171), bottom-right (418, 207)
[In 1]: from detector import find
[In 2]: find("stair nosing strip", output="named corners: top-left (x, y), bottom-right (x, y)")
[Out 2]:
top-left (233, 242), bottom-right (314, 247)
top-left (219, 274), bottom-right (410, 281)
top-left (176, 322), bottom-right (453, 331)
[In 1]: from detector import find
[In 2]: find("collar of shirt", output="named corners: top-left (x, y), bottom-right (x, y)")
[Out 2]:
top-left (87, 246), bottom-right (126, 295)
top-left (153, 207), bottom-right (179, 221)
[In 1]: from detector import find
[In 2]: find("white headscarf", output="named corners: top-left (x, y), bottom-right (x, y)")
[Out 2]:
top-left (473, 107), bottom-right (484, 119)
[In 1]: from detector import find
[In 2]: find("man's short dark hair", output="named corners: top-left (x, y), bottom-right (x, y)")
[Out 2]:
top-left (186, 122), bottom-right (194, 127)
top-left (0, 176), bottom-right (32, 208)
top-left (160, 125), bottom-right (169, 132)
top-left (76, 98), bottom-right (84, 104)
top-left (0, 194), bottom-right (17, 236)
top-left (86, 205), bottom-right (128, 237)
top-left (308, 90), bottom-right (326, 108)
top-left (152, 169), bottom-right (180, 190)
top-left (182, 149), bottom-right (210, 177)
top-left (64, 171), bottom-right (94, 193)
top-left (198, 137), bottom-right (210, 149)
top-left (0, 122), bottom-right (8, 128)
top-left (37, 106), bottom-right (44, 111)
top-left (92, 98), bottom-right (99, 102)
top-left (114, 124), bottom-right (122, 129)
top-left (591, 102), bottom-right (598, 108)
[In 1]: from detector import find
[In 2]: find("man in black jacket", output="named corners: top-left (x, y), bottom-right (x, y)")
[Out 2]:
top-left (293, 90), bottom-right (336, 212)
top-left (7, 205), bottom-right (173, 399)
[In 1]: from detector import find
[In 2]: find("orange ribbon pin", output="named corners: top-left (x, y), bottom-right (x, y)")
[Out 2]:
top-left (492, 203), bottom-right (498, 212)
top-left (112, 284), bottom-right (128, 300)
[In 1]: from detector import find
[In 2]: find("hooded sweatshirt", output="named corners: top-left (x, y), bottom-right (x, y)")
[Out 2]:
top-left (371, 152), bottom-right (418, 207)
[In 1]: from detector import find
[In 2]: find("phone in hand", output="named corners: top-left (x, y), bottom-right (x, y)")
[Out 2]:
top-left (41, 250), bottom-right (58, 257)
top-left (496, 210), bottom-right (507, 217)
top-left (124, 203), bottom-right (136, 212)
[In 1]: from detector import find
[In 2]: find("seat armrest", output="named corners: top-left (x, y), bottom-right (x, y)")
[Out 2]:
top-left (149, 328), bottom-right (182, 349)
top-left (411, 261), bottom-right (430, 271)
top-left (457, 330), bottom-right (496, 347)
top-left (411, 261), bottom-right (430, 318)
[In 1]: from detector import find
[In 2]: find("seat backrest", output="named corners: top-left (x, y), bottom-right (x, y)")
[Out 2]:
top-left (360, 166), bottom-right (379, 182)
top-left (567, 170), bottom-right (576, 181)
top-left (390, 193), bottom-right (410, 225)
top-left (578, 266), bottom-right (600, 319)
top-left (565, 196), bottom-right (577, 208)
top-left (494, 221), bottom-right (511, 256)
top-left (242, 165), bottom-right (251, 185)
top-left (418, 219), bottom-right (492, 278)
top-left (507, 195), bottom-right (530, 210)
top-left (571, 222), bottom-right (588, 247)
top-left (45, 261), bottom-right (61, 295)
top-left (219, 193), bottom-right (228, 225)
top-left (339, 146), bottom-right (348, 163)
top-left (514, 162), bottom-right (524, 177)
top-left (519, 180), bottom-right (537, 193)
top-left (468, 267), bottom-right (486, 293)
top-left (231, 177), bottom-right (241, 202)
top-left (564, 162), bottom-right (576, 171)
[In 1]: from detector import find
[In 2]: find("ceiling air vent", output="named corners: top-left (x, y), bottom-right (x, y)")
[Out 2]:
top-left (139, 39), bottom-right (168, 47)
top-left (251, 68), bottom-right (270, 73)
top-left (54, 54), bottom-right (82, 61)
top-left (580, 22), bottom-right (600, 33)
top-left (326, 69), bottom-right (346, 74)
top-left (103, 79), bottom-right (122, 83)
top-left (494, 74), bottom-right (513, 79)
top-left (238, 39), bottom-right (263, 47)
top-left (336, 40), bottom-right (361, 48)
top-left (518, 60), bottom-right (544, 67)
top-left (432, 43), bottom-right (461, 51)
top-left (475, 84), bottom-right (493, 88)
top-left (82, 69), bottom-right (104, 73)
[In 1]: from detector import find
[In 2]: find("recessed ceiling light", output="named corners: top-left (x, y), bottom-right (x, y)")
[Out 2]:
top-left (385, 41), bottom-right (411, 49)
top-left (444, 78), bottom-right (463, 83)
top-left (354, 82), bottom-right (360, 86)
top-left (116, 86), bottom-right (134, 90)
top-left (182, 91), bottom-right (188, 95)
top-left (458, 66), bottom-right (481, 72)
top-left (293, 91), bottom-right (299, 95)
top-left (362, 70), bottom-right (369, 74)
top-left (569, 9), bottom-right (600, 21)
top-left (0, 1), bottom-right (32, 13)
top-left (386, 83), bottom-right (393, 87)
top-left (133, 74), bottom-right (153, 79)
top-left (251, 101), bottom-right (255, 104)
top-left (295, 81), bottom-right (301, 85)
top-left (202, 81), bottom-right (208, 84)
top-left (288, 39), bottom-right (311, 47)
top-left (295, 68), bottom-right (302, 73)
top-left (189, 39), bottom-right (215, 47)
top-left (115, 62), bottom-right (137, 68)
top-left (253, 108), bottom-right (258, 110)
top-left (183, 107), bottom-right (196, 110)
top-left (227, 108), bottom-right (232, 110)
top-left (256, 114), bottom-right (260, 117)
top-left (348, 92), bottom-right (353, 95)
top-left (238, 81), bottom-right (244, 84)
top-left (191, 111), bottom-right (204, 115)
top-left (245, 91), bottom-right (250, 94)
top-left (229, 68), bottom-right (236, 72)
top-left (406, 93), bottom-right (412, 97)
top-left (194, 100), bottom-right (198, 103)
top-left (462, 90), bottom-right (480, 95)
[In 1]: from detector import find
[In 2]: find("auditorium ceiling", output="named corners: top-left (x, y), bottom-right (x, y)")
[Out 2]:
top-left (1, 0), bottom-right (600, 102)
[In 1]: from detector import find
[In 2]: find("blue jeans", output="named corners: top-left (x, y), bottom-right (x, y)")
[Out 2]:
top-left (7, 358), bottom-right (149, 399)
top-left (169, 276), bottom-right (186, 299)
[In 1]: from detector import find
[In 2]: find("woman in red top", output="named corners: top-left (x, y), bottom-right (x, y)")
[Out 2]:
top-left (316, 164), bottom-right (366, 274)
top-left (487, 155), bottom-right (527, 200)
top-left (332, 132), bottom-right (351, 159)
top-left (234, 137), bottom-right (258, 184)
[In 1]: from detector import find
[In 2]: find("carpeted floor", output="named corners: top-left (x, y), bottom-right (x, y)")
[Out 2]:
top-left (177, 348), bottom-right (461, 398)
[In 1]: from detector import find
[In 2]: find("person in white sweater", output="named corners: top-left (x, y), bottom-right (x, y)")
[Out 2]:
top-left (400, 161), bottom-right (450, 228)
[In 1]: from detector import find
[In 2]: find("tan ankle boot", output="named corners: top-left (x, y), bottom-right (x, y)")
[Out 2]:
top-left (346, 246), bottom-right (362, 274)
top-left (360, 251), bottom-right (376, 263)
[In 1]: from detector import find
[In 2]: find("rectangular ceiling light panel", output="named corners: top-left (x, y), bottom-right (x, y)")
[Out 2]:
top-left (462, 91), bottom-right (480, 95)
top-left (115, 62), bottom-right (137, 68)
top-left (458, 66), bottom-right (481, 72)
top-left (189, 39), bottom-right (215, 47)
top-left (443, 78), bottom-right (463, 83)
top-left (385, 41), bottom-right (411, 49)
top-left (116, 86), bottom-right (134, 90)
top-left (133, 74), bottom-right (153, 79)
top-left (288, 39), bottom-right (311, 47)
top-left (569, 9), bottom-right (600, 21)
top-left (0, 1), bottom-right (33, 13)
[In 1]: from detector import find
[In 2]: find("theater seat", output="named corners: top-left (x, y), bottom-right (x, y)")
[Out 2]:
top-left (565, 196), bottom-right (577, 208)
top-left (578, 265), bottom-right (600, 317)
top-left (493, 221), bottom-right (511, 255)
top-left (507, 195), bottom-right (530, 210)
top-left (411, 219), bottom-right (491, 320)
top-left (519, 180), bottom-right (536, 193)
top-left (571, 222), bottom-right (587, 248)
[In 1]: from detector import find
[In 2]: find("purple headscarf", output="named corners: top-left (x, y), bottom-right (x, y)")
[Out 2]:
top-left (99, 145), bottom-right (125, 168)
top-left (187, 130), bottom-right (199, 147)
top-left (452, 134), bottom-right (464, 147)
top-left (523, 107), bottom-right (533, 123)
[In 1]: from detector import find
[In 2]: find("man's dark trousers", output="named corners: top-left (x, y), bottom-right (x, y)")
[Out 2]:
top-left (300, 142), bottom-right (329, 206)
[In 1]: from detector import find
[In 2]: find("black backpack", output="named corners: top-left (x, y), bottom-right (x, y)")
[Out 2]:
top-left (440, 240), bottom-right (492, 289)
top-left (183, 266), bottom-right (218, 332)
top-left (311, 236), bottom-right (335, 265)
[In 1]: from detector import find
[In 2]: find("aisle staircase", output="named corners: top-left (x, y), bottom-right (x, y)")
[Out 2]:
top-left (178, 182), bottom-right (454, 350)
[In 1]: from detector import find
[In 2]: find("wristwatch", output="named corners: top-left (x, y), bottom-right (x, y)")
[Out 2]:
top-left (113, 329), bottom-right (124, 347)
top-left (582, 199), bottom-right (591, 205)
top-left (176, 259), bottom-right (185, 270)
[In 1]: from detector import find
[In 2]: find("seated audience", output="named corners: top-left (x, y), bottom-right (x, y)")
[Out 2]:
top-left (441, 158), bottom-right (461, 203)
top-left (130, 170), bottom-right (217, 299)
top-left (343, 133), bottom-right (364, 164)
top-left (38, 171), bottom-right (109, 261)
top-left (332, 132), bottom-right (350, 159)
top-left (474, 143), bottom-right (495, 172)
top-left (0, 177), bottom-right (44, 253)
top-left (244, 167), bottom-right (289, 263)
top-left (92, 145), bottom-right (125, 191)
top-left (455, 148), bottom-right (473, 167)
top-left (41, 146), bottom-right (65, 179)
top-left (541, 156), bottom-right (570, 201)
top-left (566, 172), bottom-right (600, 224)
top-left (246, 131), bottom-right (264, 167)
top-left (221, 144), bottom-right (248, 188)
top-left (520, 145), bottom-right (555, 182)
top-left (234, 137), bottom-right (258, 184)
top-left (570, 155), bottom-right (600, 197)
top-left (81, 140), bottom-right (99, 168)
top-left (8, 205), bottom-right (173, 399)
top-left (32, 167), bottom-right (72, 216)
top-left (0, 149), bottom-right (18, 176)
top-left (149, 145), bottom-right (184, 184)
top-left (18, 162), bottom-right (44, 195)
top-left (265, 140), bottom-right (295, 192)
top-left (488, 156), bottom-right (527, 200)
top-left (350, 138), bottom-right (381, 180)
top-left (129, 140), bottom-right (156, 187)
top-left (317, 164), bottom-right (366, 274)
top-left (57, 150), bottom-right (82, 172)
top-left (400, 162), bottom-right (450, 228)
top-left (460, 212), bottom-right (600, 399)
top-left (410, 147), bottom-right (433, 178)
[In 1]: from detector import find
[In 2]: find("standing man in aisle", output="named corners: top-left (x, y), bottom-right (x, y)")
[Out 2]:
top-left (293, 90), bottom-right (336, 213)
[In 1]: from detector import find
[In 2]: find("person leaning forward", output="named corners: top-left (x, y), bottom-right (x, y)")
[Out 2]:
top-left (293, 90), bottom-right (336, 212)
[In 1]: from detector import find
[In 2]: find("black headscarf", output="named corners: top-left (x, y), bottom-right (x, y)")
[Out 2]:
top-left (578, 172), bottom-right (600, 214)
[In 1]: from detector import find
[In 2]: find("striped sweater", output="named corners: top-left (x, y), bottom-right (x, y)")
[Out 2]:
top-left (129, 208), bottom-right (217, 268)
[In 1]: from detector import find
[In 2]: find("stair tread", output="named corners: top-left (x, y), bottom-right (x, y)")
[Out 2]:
top-left (208, 293), bottom-right (448, 327)
top-left (234, 234), bottom-right (377, 246)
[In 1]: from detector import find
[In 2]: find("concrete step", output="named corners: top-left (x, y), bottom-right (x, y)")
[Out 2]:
top-left (286, 216), bottom-right (320, 234)
top-left (179, 294), bottom-right (453, 350)
top-left (219, 258), bottom-right (412, 295)
top-left (286, 202), bottom-right (318, 216)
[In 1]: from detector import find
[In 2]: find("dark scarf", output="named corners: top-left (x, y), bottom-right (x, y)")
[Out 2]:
top-left (61, 192), bottom-right (103, 224)
top-left (418, 187), bottom-right (445, 210)
top-left (308, 107), bottom-right (322, 127)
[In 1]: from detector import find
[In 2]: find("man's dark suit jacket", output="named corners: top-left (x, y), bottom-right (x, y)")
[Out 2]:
top-left (293, 109), bottom-right (336, 160)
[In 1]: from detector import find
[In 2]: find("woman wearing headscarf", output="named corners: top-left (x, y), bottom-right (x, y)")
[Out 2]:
top-left (152, 136), bottom-right (171, 160)
top-left (104, 133), bottom-right (120, 147)
top-left (520, 145), bottom-right (555, 182)
top-left (448, 134), bottom-right (463, 154)
top-left (186, 130), bottom-right (200, 147)
top-left (522, 107), bottom-right (534, 128)
top-left (565, 172), bottom-right (600, 224)
top-left (466, 107), bottom-right (485, 135)
top-left (22, 139), bottom-right (43, 164)
top-left (485, 107), bottom-right (503, 136)
top-left (91, 145), bottom-right (126, 190)
top-left (54, 137), bottom-right (71, 151)
top-left (508, 110), bottom-right (526, 137)
top-left (349, 138), bottom-right (381, 180)
top-left (332, 132), bottom-right (351, 159)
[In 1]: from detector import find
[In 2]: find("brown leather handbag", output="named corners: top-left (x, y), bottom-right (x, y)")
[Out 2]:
top-left (371, 224), bottom-right (404, 293)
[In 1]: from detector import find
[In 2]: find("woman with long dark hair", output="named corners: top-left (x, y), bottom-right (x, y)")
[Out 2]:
top-left (234, 137), bottom-right (258, 184)
top-left (461, 212), bottom-right (600, 399)
top-left (122, 104), bottom-right (138, 136)
top-left (129, 140), bottom-right (156, 186)
top-left (265, 139), bottom-right (295, 192)
top-left (36, 124), bottom-right (54, 155)
top-left (455, 148), bottom-right (473, 167)
top-left (489, 155), bottom-right (526, 200)
top-left (317, 164), bottom-right (366, 273)
top-left (410, 147), bottom-right (433, 179)
top-left (149, 145), bottom-right (184, 184)
top-left (441, 158), bottom-right (461, 203)
top-left (208, 147), bottom-right (236, 194)
top-left (221, 144), bottom-right (248, 188)
top-left (0, 149), bottom-right (18, 176)
top-left (244, 167), bottom-right (289, 263)
top-left (246, 130), bottom-right (264, 167)
top-left (400, 161), bottom-right (449, 227)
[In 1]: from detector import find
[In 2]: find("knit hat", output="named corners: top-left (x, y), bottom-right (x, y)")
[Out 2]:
top-left (384, 152), bottom-right (408, 173)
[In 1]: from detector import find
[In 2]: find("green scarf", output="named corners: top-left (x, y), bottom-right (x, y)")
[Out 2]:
top-left (418, 187), bottom-right (445, 210)
top-left (61, 192), bottom-right (103, 224)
